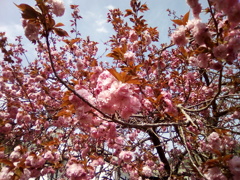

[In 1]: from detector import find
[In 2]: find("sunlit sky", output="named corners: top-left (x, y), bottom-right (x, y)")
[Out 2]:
top-left (0, 0), bottom-right (208, 59)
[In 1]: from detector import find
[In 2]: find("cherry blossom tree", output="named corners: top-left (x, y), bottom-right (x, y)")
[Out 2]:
top-left (0, 0), bottom-right (240, 179)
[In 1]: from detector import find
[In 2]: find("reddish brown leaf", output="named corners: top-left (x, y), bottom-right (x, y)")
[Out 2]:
top-left (140, 4), bottom-right (149, 12)
top-left (107, 68), bottom-right (122, 81)
top-left (54, 28), bottom-right (69, 37)
top-left (222, 154), bottom-right (233, 162)
top-left (55, 22), bottom-right (65, 27)
top-left (183, 11), bottom-right (190, 25)
top-left (106, 47), bottom-right (124, 60)
top-left (0, 159), bottom-right (14, 167)
top-left (15, 3), bottom-right (40, 20)
top-left (171, 19), bottom-right (184, 26)
top-left (125, 79), bottom-right (142, 84)
top-left (125, 9), bottom-right (133, 17)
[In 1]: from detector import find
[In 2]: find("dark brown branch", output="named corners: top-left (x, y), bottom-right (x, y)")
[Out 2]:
top-left (147, 128), bottom-right (171, 178)
top-left (44, 32), bottom-right (111, 119)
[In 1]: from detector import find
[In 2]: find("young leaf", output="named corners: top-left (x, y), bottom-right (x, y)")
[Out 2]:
top-left (125, 9), bottom-right (133, 17)
top-left (183, 11), bottom-right (190, 25)
top-left (54, 28), bottom-right (69, 37)
top-left (106, 47), bottom-right (124, 60)
top-left (125, 78), bottom-right (142, 84)
top-left (172, 11), bottom-right (190, 26)
top-left (107, 68), bottom-right (122, 81)
top-left (55, 22), bottom-right (65, 27)
top-left (15, 3), bottom-right (40, 20)
top-left (171, 19), bottom-right (184, 26)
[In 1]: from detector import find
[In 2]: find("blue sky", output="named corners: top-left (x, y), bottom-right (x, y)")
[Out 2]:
top-left (0, 0), bottom-right (208, 59)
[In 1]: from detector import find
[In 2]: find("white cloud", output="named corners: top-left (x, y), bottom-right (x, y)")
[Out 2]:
top-left (66, 0), bottom-right (73, 5)
top-left (105, 5), bottom-right (115, 10)
top-left (0, 24), bottom-right (24, 42)
top-left (95, 18), bottom-right (109, 33)
top-left (96, 19), bottom-right (107, 26)
top-left (96, 26), bottom-right (108, 33)
top-left (85, 11), bottom-right (96, 19)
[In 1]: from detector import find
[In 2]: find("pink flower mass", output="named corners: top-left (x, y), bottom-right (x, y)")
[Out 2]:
top-left (119, 151), bottom-right (134, 163)
top-left (66, 163), bottom-right (87, 179)
top-left (50, 0), bottom-right (65, 17)
top-left (229, 156), bottom-right (240, 179)
top-left (0, 0), bottom-right (240, 179)
top-left (96, 70), bottom-right (141, 119)
top-left (171, 25), bottom-right (188, 46)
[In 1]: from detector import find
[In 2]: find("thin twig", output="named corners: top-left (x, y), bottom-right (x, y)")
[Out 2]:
top-left (179, 126), bottom-right (207, 179)
top-left (44, 32), bottom-right (111, 119)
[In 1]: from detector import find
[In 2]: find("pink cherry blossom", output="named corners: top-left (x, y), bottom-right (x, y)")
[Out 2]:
top-left (124, 51), bottom-right (136, 63)
top-left (213, 44), bottom-right (228, 59)
top-left (25, 155), bottom-right (46, 169)
top-left (119, 151), bottom-right (134, 163)
top-left (1, 1), bottom-right (240, 179)
top-left (143, 30), bottom-right (152, 45)
top-left (50, 0), bottom-right (65, 17)
top-left (186, 0), bottom-right (202, 18)
top-left (207, 132), bottom-right (222, 151)
top-left (191, 21), bottom-right (210, 45)
top-left (96, 71), bottom-right (141, 119)
top-left (229, 156), bottom-right (240, 178)
top-left (204, 167), bottom-right (227, 180)
top-left (0, 167), bottom-right (14, 180)
top-left (9, 149), bottom-right (21, 161)
top-left (66, 163), bottom-right (87, 179)
top-left (44, 151), bottom-right (55, 161)
top-left (197, 53), bottom-right (209, 68)
top-left (129, 30), bottom-right (138, 42)
top-left (171, 25), bottom-right (188, 46)
top-left (24, 22), bottom-right (39, 41)
top-left (142, 165), bottom-right (152, 177)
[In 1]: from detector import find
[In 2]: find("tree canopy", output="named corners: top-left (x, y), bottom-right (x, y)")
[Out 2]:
top-left (0, 0), bottom-right (240, 179)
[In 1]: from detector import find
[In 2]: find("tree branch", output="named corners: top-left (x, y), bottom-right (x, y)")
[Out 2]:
top-left (147, 128), bottom-right (171, 179)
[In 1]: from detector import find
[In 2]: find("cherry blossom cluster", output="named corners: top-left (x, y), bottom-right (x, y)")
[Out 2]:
top-left (0, 145), bottom-right (60, 179)
top-left (186, 0), bottom-right (202, 18)
top-left (210, 0), bottom-right (240, 25)
top-left (199, 132), bottom-right (236, 153)
top-left (95, 70), bottom-right (141, 119)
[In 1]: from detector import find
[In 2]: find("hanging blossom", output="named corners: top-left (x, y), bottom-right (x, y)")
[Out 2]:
top-left (171, 25), bottom-right (188, 46)
top-left (119, 151), bottom-right (134, 163)
top-left (49, 0), bottom-right (65, 17)
top-left (22, 19), bottom-right (40, 41)
top-left (204, 167), bottom-right (227, 180)
top-left (187, 19), bottom-right (210, 45)
top-left (210, 0), bottom-right (240, 24)
top-left (199, 132), bottom-right (236, 153)
top-left (69, 87), bottom-right (96, 123)
top-left (95, 70), bottom-right (141, 119)
top-left (228, 156), bottom-right (240, 179)
top-left (186, 0), bottom-right (202, 19)
top-left (142, 166), bottom-right (152, 177)
top-left (0, 167), bottom-right (14, 179)
top-left (129, 30), bottom-right (138, 42)
top-left (66, 163), bottom-right (87, 179)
